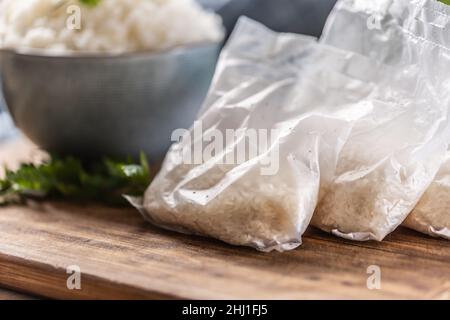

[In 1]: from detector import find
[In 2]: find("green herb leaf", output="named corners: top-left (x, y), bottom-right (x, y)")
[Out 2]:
top-left (79, 0), bottom-right (102, 7)
top-left (0, 154), bottom-right (152, 206)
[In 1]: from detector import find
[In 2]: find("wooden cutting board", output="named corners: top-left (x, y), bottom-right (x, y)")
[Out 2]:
top-left (0, 287), bottom-right (36, 300)
top-left (0, 137), bottom-right (449, 300)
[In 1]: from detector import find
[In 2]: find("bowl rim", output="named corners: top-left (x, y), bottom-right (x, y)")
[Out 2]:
top-left (0, 40), bottom-right (222, 60)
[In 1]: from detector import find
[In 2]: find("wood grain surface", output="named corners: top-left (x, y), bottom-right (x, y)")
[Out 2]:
top-left (0, 287), bottom-right (37, 300)
top-left (0, 137), bottom-right (449, 300)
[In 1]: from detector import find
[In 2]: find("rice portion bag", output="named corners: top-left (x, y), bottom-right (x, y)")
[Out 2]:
top-left (140, 17), bottom-right (416, 251)
top-left (310, 0), bottom-right (450, 241)
top-left (402, 16), bottom-right (450, 239)
top-left (321, 0), bottom-right (450, 240)
top-left (406, 150), bottom-right (450, 239)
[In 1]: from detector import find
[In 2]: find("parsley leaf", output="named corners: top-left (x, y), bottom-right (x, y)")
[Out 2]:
top-left (0, 153), bottom-right (152, 206)
top-left (79, 0), bottom-right (102, 7)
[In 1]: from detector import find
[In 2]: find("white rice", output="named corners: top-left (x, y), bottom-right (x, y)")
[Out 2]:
top-left (0, 0), bottom-right (224, 54)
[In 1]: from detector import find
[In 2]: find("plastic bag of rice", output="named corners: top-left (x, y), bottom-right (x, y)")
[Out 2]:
top-left (0, 0), bottom-right (224, 54)
top-left (314, 0), bottom-right (450, 241)
top-left (402, 14), bottom-right (450, 240)
top-left (405, 151), bottom-right (450, 239)
top-left (137, 17), bottom-right (439, 250)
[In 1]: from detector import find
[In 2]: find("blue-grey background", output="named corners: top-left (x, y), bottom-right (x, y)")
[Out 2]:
top-left (0, 89), bottom-right (16, 142)
top-left (0, 0), bottom-right (336, 143)
top-left (216, 0), bottom-right (337, 39)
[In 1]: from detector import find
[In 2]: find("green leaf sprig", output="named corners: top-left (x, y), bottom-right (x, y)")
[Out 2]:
top-left (79, 0), bottom-right (102, 7)
top-left (0, 153), bottom-right (151, 206)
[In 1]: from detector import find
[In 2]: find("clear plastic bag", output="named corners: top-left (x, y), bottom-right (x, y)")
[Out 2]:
top-left (139, 17), bottom-right (449, 250)
top-left (420, 0), bottom-right (450, 26)
top-left (402, 14), bottom-right (450, 240)
top-left (321, 0), bottom-right (448, 65)
top-left (312, 0), bottom-right (450, 241)
top-left (405, 150), bottom-right (450, 239)
top-left (142, 18), bottom-right (367, 252)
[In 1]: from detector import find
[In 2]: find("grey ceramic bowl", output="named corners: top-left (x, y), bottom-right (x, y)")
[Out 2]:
top-left (0, 43), bottom-right (220, 159)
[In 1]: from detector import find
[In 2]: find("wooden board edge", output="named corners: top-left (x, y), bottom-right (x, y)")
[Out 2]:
top-left (0, 253), bottom-right (179, 300)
